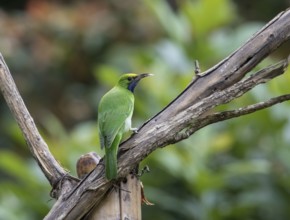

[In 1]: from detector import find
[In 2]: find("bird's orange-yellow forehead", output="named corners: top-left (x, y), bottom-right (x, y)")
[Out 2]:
top-left (119, 73), bottom-right (138, 80)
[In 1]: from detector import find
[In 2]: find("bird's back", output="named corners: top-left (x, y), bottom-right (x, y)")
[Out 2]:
top-left (98, 86), bottom-right (134, 149)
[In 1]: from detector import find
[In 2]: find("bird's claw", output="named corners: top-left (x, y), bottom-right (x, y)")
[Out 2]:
top-left (137, 165), bottom-right (150, 177)
top-left (130, 127), bottom-right (138, 134)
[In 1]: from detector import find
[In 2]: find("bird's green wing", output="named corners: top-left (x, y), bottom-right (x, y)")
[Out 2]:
top-left (98, 87), bottom-right (134, 149)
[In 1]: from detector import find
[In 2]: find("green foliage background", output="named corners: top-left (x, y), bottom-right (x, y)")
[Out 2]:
top-left (0, 0), bottom-right (290, 219)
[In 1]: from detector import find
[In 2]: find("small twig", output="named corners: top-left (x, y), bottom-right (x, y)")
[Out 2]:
top-left (179, 94), bottom-right (290, 141)
top-left (194, 60), bottom-right (201, 76)
top-left (213, 94), bottom-right (290, 120)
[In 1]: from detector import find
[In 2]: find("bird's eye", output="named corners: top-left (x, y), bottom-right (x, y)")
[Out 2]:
top-left (127, 77), bottom-right (132, 81)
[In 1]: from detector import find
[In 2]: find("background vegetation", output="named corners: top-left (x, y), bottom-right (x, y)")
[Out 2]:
top-left (0, 0), bottom-right (290, 219)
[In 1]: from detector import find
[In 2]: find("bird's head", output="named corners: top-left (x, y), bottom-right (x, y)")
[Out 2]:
top-left (118, 73), bottom-right (153, 92)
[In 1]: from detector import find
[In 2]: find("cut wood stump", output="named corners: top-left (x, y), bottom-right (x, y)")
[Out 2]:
top-left (87, 175), bottom-right (141, 220)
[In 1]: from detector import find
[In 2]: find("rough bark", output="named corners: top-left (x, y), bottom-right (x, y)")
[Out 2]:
top-left (0, 55), bottom-right (68, 187)
top-left (0, 7), bottom-right (289, 220)
top-left (43, 8), bottom-right (290, 219)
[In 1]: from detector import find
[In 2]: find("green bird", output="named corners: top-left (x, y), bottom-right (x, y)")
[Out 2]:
top-left (98, 73), bottom-right (152, 180)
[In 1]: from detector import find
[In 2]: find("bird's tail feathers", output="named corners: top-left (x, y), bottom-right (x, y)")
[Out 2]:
top-left (105, 147), bottom-right (117, 180)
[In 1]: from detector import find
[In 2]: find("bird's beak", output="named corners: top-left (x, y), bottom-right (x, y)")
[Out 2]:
top-left (129, 73), bottom-right (153, 92)
top-left (137, 73), bottom-right (154, 80)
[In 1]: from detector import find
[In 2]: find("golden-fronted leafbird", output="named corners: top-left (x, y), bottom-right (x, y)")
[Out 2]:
top-left (98, 73), bottom-right (152, 180)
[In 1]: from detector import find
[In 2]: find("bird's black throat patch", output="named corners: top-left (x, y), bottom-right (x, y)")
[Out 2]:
top-left (128, 79), bottom-right (140, 92)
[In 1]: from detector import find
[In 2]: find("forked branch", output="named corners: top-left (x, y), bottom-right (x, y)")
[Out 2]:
top-left (0, 7), bottom-right (289, 220)
top-left (46, 8), bottom-right (290, 220)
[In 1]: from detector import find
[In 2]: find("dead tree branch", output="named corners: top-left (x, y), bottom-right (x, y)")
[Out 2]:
top-left (43, 8), bottom-right (290, 220)
top-left (172, 58), bottom-right (290, 141)
top-left (0, 7), bottom-right (289, 220)
top-left (0, 55), bottom-right (68, 188)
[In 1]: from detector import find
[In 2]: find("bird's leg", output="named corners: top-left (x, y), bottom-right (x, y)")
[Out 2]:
top-left (130, 127), bottom-right (138, 133)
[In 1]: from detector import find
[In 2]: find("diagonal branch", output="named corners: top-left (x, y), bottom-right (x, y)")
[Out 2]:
top-left (0, 7), bottom-right (289, 220)
top-left (45, 8), bottom-right (290, 217)
top-left (0, 54), bottom-right (68, 187)
top-left (44, 58), bottom-right (289, 220)
top-left (145, 8), bottom-right (290, 123)
top-left (155, 57), bottom-right (290, 145)
top-left (117, 57), bottom-right (289, 171)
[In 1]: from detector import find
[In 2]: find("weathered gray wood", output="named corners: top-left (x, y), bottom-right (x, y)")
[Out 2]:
top-left (86, 175), bottom-right (141, 220)
top-left (120, 175), bottom-right (142, 220)
top-left (87, 187), bottom-right (121, 220)
top-left (151, 8), bottom-right (290, 121)
top-left (0, 7), bottom-right (289, 220)
top-left (44, 8), bottom-right (290, 220)
top-left (0, 54), bottom-right (68, 188)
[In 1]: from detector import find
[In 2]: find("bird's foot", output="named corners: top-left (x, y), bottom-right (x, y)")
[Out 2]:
top-left (136, 165), bottom-right (150, 177)
top-left (130, 127), bottom-right (138, 134)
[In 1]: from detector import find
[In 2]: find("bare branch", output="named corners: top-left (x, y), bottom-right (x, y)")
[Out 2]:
top-left (146, 8), bottom-right (290, 123)
top-left (160, 57), bottom-right (290, 145)
top-left (0, 54), bottom-right (68, 188)
top-left (177, 94), bottom-right (290, 141)
top-left (43, 8), bottom-right (290, 220)
top-left (0, 5), bottom-right (289, 220)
